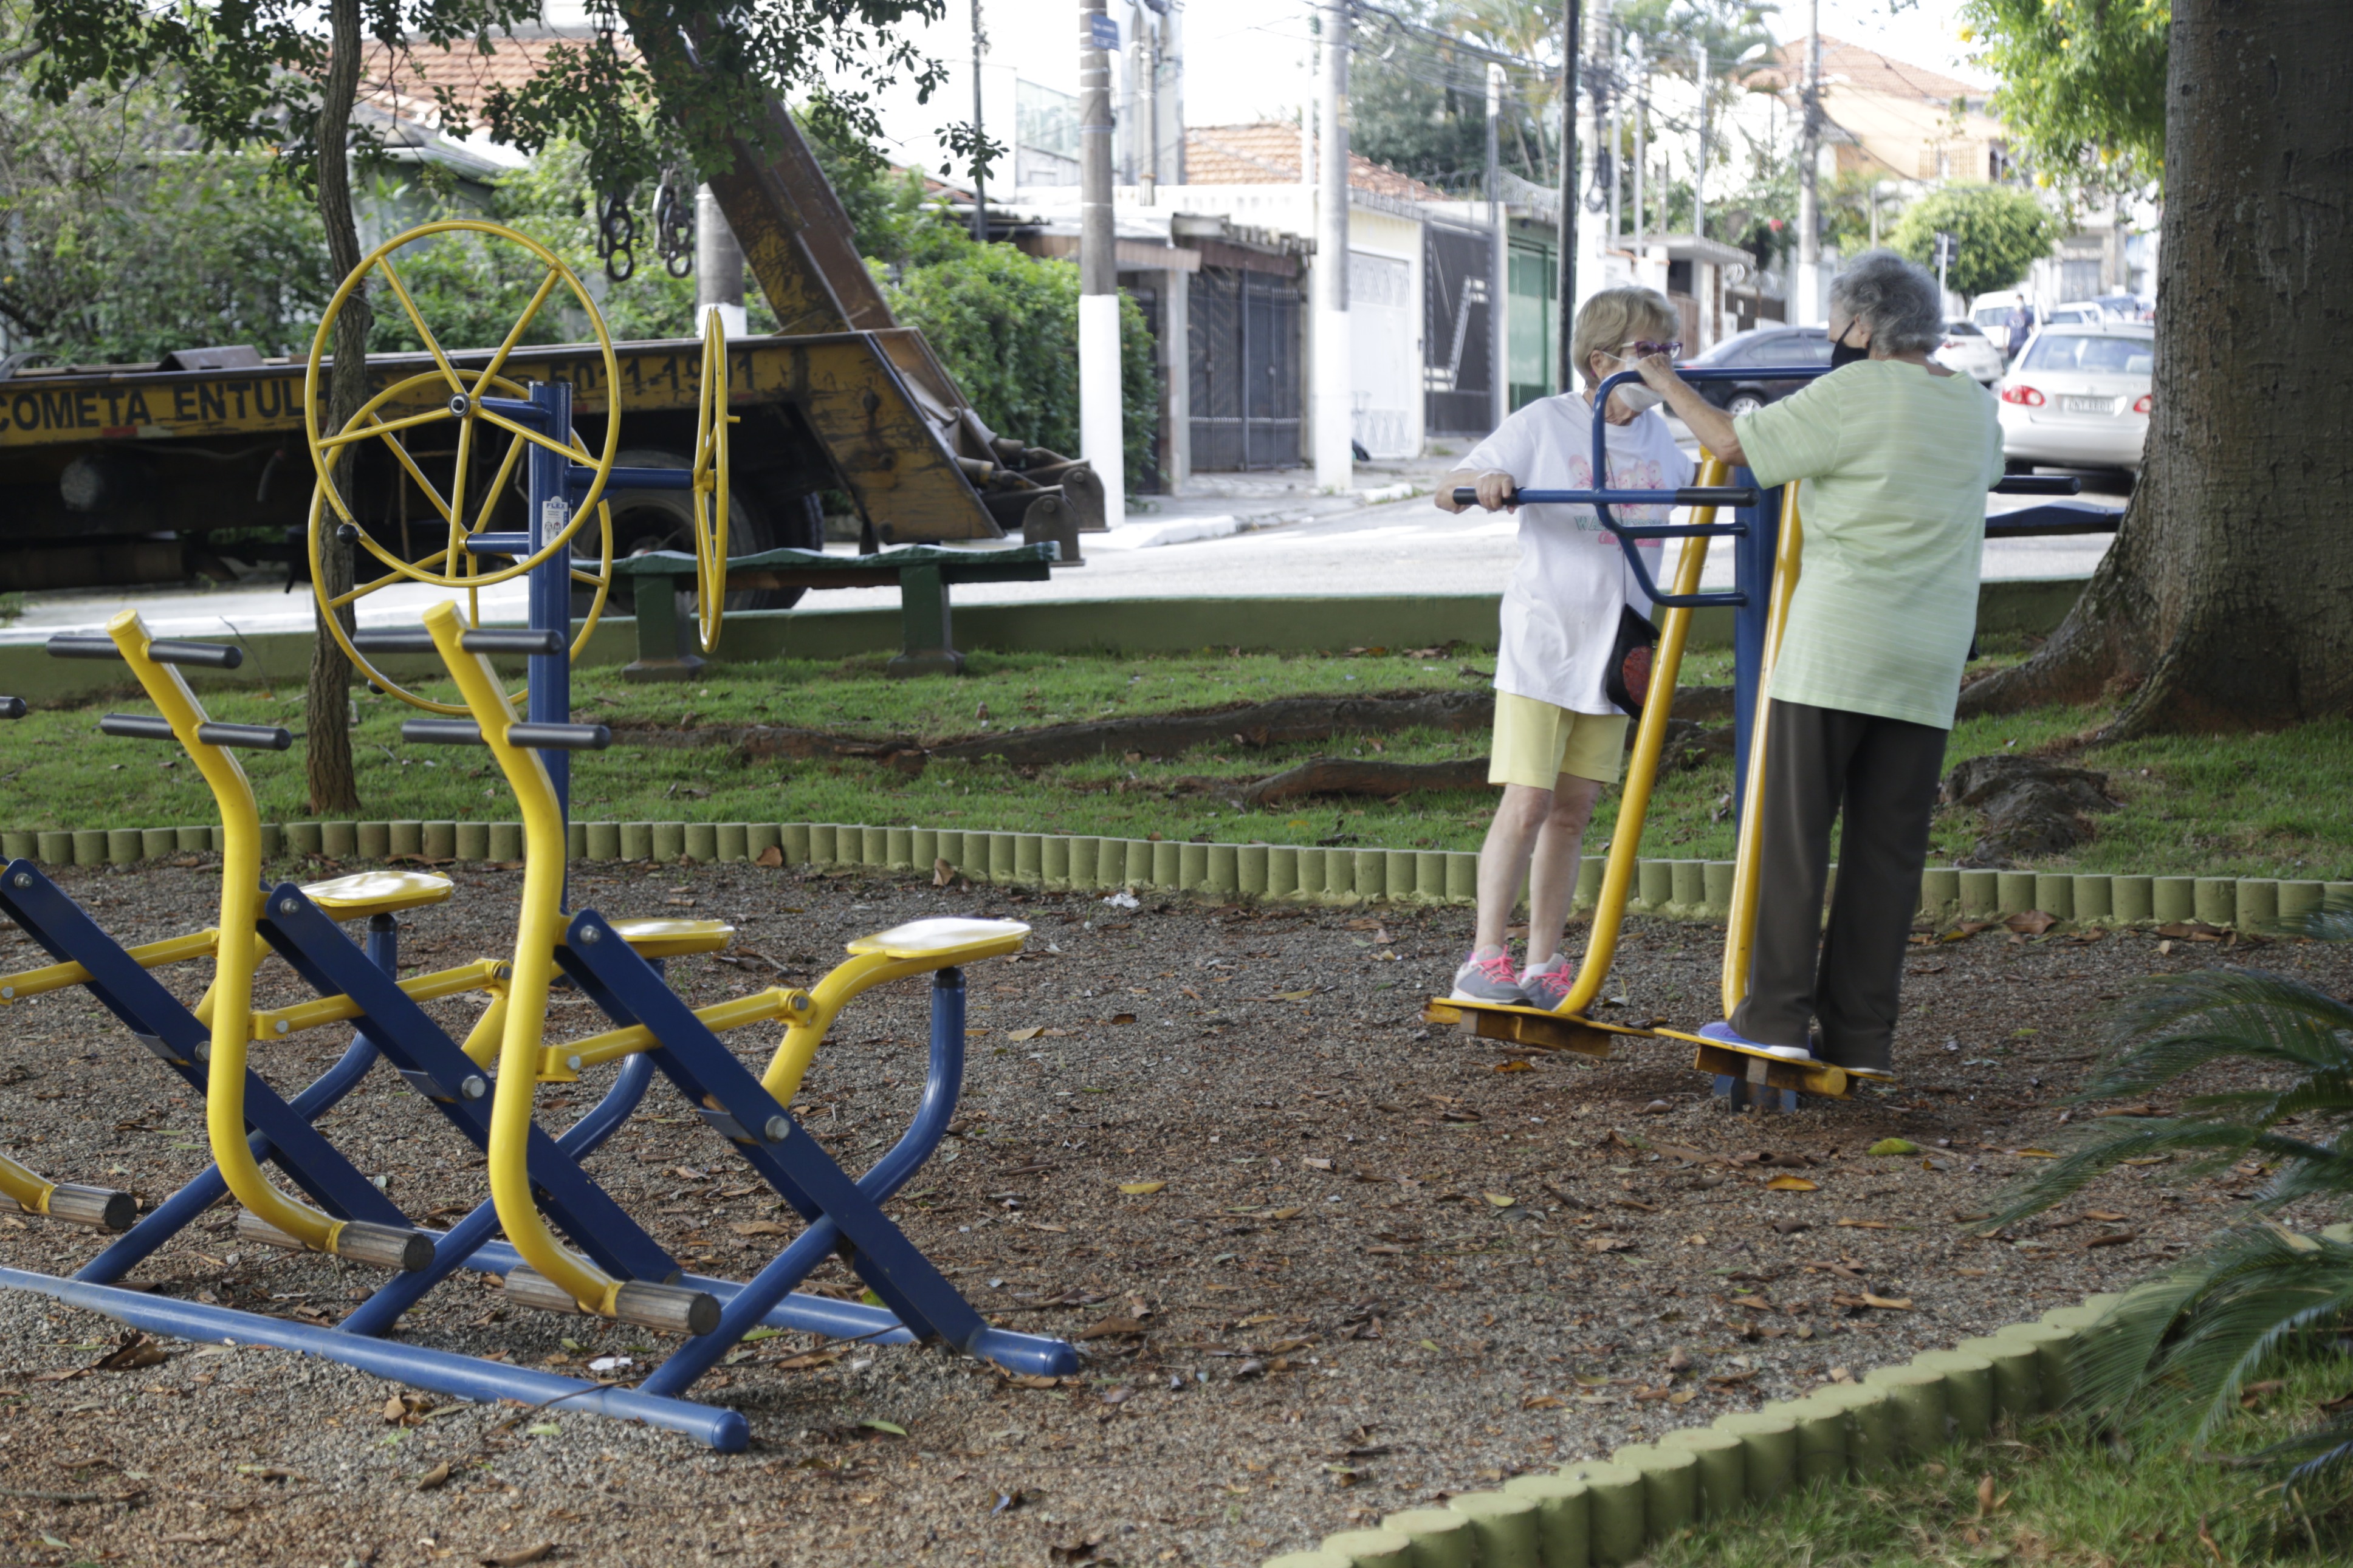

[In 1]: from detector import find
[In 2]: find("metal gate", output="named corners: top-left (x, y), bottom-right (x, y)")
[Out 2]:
top-left (1424, 221), bottom-right (1496, 437)
top-left (1188, 266), bottom-right (1302, 471)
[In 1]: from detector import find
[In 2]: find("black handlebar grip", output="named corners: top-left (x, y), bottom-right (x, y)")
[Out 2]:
top-left (1449, 487), bottom-right (1505, 507)
top-left (350, 629), bottom-right (438, 654)
top-left (506, 722), bottom-right (613, 751)
top-left (195, 721), bottom-right (294, 751)
top-left (1672, 487), bottom-right (1762, 507)
top-left (401, 719), bottom-right (485, 746)
top-left (1988, 474), bottom-right (2083, 495)
top-left (47, 635), bottom-right (121, 661)
top-left (0, 697), bottom-right (25, 719)
top-left (460, 629), bottom-right (566, 656)
top-left (98, 713), bottom-right (176, 741)
top-left (146, 638), bottom-right (242, 669)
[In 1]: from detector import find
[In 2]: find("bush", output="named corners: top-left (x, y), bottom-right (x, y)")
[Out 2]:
top-left (1886, 183), bottom-right (2059, 300)
top-left (885, 242), bottom-right (1158, 493)
top-left (1996, 903), bottom-right (2353, 1498)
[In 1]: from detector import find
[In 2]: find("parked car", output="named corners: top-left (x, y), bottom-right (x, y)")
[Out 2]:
top-left (1934, 319), bottom-right (2005, 384)
top-left (1996, 323), bottom-right (2154, 473)
top-left (1675, 326), bottom-right (1830, 416)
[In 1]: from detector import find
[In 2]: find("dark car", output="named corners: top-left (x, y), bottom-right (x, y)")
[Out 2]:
top-left (1677, 326), bottom-right (1832, 416)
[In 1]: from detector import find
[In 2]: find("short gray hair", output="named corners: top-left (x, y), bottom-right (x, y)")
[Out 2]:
top-left (1829, 249), bottom-right (1945, 355)
top-left (1570, 286), bottom-right (1679, 386)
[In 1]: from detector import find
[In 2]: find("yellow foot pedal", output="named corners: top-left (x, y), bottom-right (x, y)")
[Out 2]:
top-left (604, 917), bottom-right (735, 959)
top-left (1663, 1029), bottom-right (1862, 1101)
top-left (296, 869), bottom-right (455, 920)
top-left (503, 1266), bottom-right (721, 1335)
top-left (0, 1184), bottom-right (137, 1231)
top-left (847, 917), bottom-right (1029, 963)
top-left (1421, 996), bottom-right (1641, 1059)
top-left (236, 1211), bottom-right (436, 1271)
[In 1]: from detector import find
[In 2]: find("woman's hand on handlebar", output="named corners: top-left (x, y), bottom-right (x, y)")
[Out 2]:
top-left (1438, 468), bottom-right (1519, 514)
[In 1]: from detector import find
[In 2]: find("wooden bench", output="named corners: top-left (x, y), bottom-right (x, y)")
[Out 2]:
top-left (611, 543), bottom-right (1060, 680)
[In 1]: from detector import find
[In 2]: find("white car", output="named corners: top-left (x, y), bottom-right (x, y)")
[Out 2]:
top-left (1933, 319), bottom-right (2005, 384)
top-left (1997, 323), bottom-right (2154, 473)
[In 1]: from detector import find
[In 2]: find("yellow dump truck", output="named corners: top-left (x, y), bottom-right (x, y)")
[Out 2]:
top-left (0, 75), bottom-right (1096, 599)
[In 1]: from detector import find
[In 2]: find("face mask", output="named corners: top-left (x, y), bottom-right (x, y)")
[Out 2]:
top-left (1610, 358), bottom-right (1663, 411)
top-left (1829, 320), bottom-right (1869, 369)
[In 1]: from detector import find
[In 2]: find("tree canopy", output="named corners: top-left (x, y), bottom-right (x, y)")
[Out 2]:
top-left (1959, 0), bottom-right (2169, 196)
top-left (1886, 183), bottom-right (2058, 298)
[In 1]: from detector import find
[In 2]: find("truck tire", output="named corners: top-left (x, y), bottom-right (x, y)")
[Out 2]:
top-left (581, 447), bottom-right (807, 614)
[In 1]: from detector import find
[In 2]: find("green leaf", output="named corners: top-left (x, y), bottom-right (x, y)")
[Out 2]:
top-left (861, 1419), bottom-right (907, 1436)
top-left (1869, 1138), bottom-right (1920, 1156)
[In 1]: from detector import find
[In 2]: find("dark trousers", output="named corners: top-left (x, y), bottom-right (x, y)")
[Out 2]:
top-left (1730, 700), bottom-right (1947, 1072)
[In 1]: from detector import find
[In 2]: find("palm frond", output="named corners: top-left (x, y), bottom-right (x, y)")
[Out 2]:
top-left (1988, 1120), bottom-right (2337, 1226)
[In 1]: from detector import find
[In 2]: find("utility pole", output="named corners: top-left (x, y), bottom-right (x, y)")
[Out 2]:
top-left (1313, 0), bottom-right (1352, 490)
top-left (1079, 0), bottom-right (1126, 529)
top-left (1692, 42), bottom-right (1708, 244)
top-left (1486, 61), bottom-right (1506, 429)
top-left (1796, 0), bottom-right (1821, 325)
top-left (1556, 0), bottom-right (1580, 394)
top-left (1138, 7), bottom-right (1158, 204)
top-left (1300, 2), bottom-right (1316, 196)
top-left (695, 187), bottom-right (746, 337)
top-left (1630, 34), bottom-right (1646, 279)
top-left (1605, 12), bottom-right (1620, 245)
top-left (969, 0), bottom-right (989, 242)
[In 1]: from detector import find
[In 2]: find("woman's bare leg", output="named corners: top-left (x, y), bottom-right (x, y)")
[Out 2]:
top-left (1472, 784), bottom-right (1554, 954)
top-left (1524, 773), bottom-right (1603, 967)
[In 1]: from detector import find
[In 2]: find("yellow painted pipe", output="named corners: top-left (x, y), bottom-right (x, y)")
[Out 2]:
top-left (0, 927), bottom-right (220, 1004)
top-left (249, 958), bottom-right (507, 1041)
top-left (760, 950), bottom-right (972, 1106)
top-left (105, 610), bottom-right (347, 1255)
top-left (424, 600), bottom-right (623, 1318)
top-left (1720, 482), bottom-right (1805, 1015)
top-left (0, 1153), bottom-right (56, 1216)
top-left (545, 985), bottom-right (808, 1080)
top-left (1545, 456), bottom-right (1728, 1019)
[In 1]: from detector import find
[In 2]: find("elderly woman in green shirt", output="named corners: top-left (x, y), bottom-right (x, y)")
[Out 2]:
top-left (1629, 250), bottom-right (2004, 1074)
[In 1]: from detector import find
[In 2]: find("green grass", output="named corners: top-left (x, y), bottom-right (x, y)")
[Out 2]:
top-left (5, 640), bottom-right (2347, 880)
top-left (1650, 1366), bottom-right (2353, 1567)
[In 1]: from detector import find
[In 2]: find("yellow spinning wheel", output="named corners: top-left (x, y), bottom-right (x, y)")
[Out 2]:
top-left (689, 307), bottom-right (737, 654)
top-left (301, 220), bottom-right (620, 711)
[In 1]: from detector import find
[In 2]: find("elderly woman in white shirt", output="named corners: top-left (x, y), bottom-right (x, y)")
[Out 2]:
top-left (1437, 286), bottom-right (1692, 1009)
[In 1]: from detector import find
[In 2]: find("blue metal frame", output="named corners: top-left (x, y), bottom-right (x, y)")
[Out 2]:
top-left (0, 369), bottom-right (1072, 1449)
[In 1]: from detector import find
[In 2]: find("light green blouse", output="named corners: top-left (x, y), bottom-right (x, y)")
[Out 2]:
top-left (1733, 359), bottom-right (2005, 730)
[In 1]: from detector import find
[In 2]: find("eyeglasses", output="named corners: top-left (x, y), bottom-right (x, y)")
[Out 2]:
top-left (1616, 340), bottom-right (1683, 359)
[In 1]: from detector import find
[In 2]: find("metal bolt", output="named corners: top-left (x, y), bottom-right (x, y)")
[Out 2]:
top-left (461, 1076), bottom-right (487, 1100)
top-left (193, 1042), bottom-right (210, 1062)
top-left (579, 926), bottom-right (602, 944)
top-left (788, 993), bottom-right (809, 1013)
top-left (277, 899), bottom-right (298, 916)
top-left (763, 1115), bottom-right (790, 1143)
top-left (275, 1021), bottom-right (289, 1035)
top-left (9, 872), bottom-right (27, 888)
top-left (567, 1055), bottom-right (583, 1072)
top-left (448, 393), bottom-right (470, 417)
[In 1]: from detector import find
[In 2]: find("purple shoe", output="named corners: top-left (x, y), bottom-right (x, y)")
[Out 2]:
top-left (1699, 1020), bottom-right (1815, 1061)
top-left (1450, 949), bottom-right (1528, 1005)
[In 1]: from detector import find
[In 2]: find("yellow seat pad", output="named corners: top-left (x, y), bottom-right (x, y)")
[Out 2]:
top-left (602, 917), bottom-right (735, 958)
top-left (847, 917), bottom-right (1028, 963)
top-left (298, 869), bottom-right (455, 919)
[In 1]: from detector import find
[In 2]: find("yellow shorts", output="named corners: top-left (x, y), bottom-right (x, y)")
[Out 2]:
top-left (1488, 693), bottom-right (1629, 789)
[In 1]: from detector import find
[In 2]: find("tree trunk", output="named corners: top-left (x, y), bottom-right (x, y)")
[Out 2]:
top-left (306, 0), bottom-right (369, 813)
top-left (1959, 0), bottom-right (2353, 737)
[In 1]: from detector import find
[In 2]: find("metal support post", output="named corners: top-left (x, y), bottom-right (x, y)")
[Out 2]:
top-left (526, 380), bottom-right (573, 824)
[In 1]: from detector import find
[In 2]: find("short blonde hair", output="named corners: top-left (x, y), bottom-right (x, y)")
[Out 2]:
top-left (1570, 287), bottom-right (1679, 387)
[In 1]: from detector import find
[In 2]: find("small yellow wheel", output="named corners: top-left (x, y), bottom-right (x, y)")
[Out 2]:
top-left (301, 219), bottom-right (620, 589)
top-left (690, 307), bottom-right (737, 654)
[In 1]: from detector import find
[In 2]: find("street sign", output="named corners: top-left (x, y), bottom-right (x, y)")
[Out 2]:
top-left (1088, 13), bottom-right (1119, 50)
top-left (1933, 230), bottom-right (1959, 267)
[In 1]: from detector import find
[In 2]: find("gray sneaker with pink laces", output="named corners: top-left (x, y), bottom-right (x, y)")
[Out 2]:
top-left (1450, 948), bottom-right (1527, 1004)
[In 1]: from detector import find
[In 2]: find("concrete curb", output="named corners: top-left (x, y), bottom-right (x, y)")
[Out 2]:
top-left (6, 820), bottom-right (2336, 933)
top-left (1274, 1284), bottom-right (2157, 1568)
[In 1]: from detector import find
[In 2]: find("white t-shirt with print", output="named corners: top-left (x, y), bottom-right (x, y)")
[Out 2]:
top-left (1460, 394), bottom-right (1693, 715)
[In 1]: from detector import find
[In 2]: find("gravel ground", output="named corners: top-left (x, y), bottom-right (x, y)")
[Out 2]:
top-left (0, 858), bottom-right (2343, 1568)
